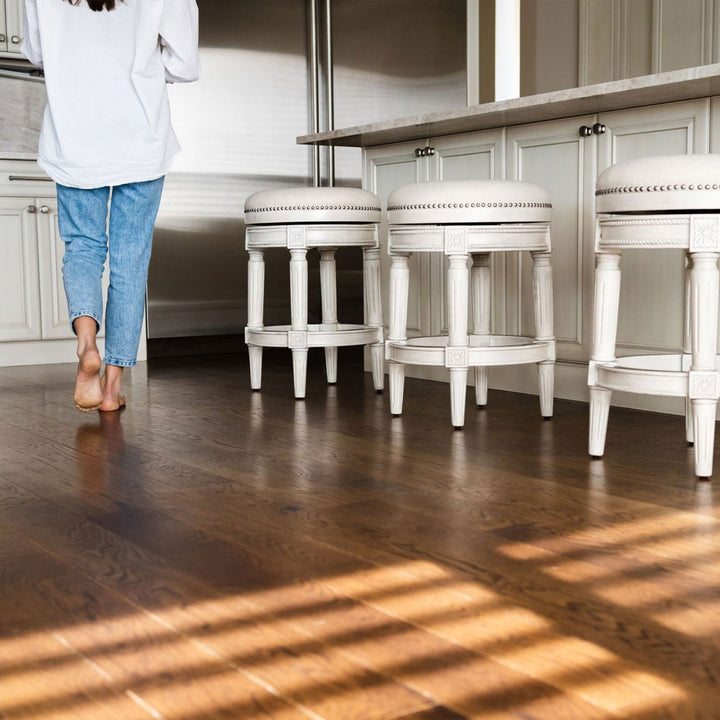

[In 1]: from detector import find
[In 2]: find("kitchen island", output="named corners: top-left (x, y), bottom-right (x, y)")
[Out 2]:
top-left (299, 64), bottom-right (720, 414)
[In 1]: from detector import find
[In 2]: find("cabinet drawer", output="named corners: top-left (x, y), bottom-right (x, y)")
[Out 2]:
top-left (0, 161), bottom-right (54, 197)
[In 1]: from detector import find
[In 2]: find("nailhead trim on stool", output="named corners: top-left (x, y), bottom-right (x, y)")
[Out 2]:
top-left (245, 187), bottom-right (382, 225)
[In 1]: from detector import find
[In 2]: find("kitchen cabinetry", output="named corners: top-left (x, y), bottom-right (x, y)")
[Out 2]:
top-left (0, 0), bottom-right (24, 57)
top-left (363, 97), bottom-right (713, 402)
top-left (0, 161), bottom-right (120, 368)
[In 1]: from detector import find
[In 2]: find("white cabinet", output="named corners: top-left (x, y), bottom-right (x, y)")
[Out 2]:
top-left (0, 161), bottom-right (118, 368)
top-left (362, 97), bottom-right (715, 402)
top-left (0, 0), bottom-right (25, 57)
top-left (0, 191), bottom-right (65, 345)
top-left (0, 196), bottom-right (40, 340)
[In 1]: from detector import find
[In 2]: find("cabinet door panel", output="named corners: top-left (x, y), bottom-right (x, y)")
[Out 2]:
top-left (431, 129), bottom-right (505, 336)
top-left (507, 116), bottom-right (596, 362)
top-left (37, 199), bottom-right (109, 340)
top-left (598, 100), bottom-right (710, 354)
top-left (4, 0), bottom-right (23, 54)
top-left (364, 141), bottom-right (427, 336)
top-left (37, 200), bottom-right (74, 340)
top-left (0, 197), bottom-right (41, 342)
top-left (0, 2), bottom-right (8, 54)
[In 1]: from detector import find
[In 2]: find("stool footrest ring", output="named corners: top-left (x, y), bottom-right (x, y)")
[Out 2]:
top-left (592, 353), bottom-right (720, 398)
top-left (246, 324), bottom-right (383, 349)
top-left (386, 335), bottom-right (554, 367)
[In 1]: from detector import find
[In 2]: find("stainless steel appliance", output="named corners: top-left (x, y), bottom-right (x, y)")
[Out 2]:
top-left (146, 0), bottom-right (466, 342)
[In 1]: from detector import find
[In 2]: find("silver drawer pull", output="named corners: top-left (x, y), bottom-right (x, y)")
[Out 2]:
top-left (9, 175), bottom-right (54, 182)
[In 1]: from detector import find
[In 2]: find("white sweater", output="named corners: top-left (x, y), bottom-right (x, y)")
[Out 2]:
top-left (22, 0), bottom-right (200, 188)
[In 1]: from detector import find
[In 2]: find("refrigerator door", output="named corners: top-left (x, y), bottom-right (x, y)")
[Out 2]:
top-left (147, 0), bottom-right (313, 339)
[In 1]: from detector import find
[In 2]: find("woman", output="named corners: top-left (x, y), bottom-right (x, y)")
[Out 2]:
top-left (22, 0), bottom-right (200, 411)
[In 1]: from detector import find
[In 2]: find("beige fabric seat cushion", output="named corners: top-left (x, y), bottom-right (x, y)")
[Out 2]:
top-left (596, 154), bottom-right (720, 214)
top-left (245, 187), bottom-right (381, 225)
top-left (387, 180), bottom-right (552, 225)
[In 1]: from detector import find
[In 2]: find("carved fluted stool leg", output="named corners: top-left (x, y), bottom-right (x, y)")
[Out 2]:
top-left (588, 250), bottom-right (622, 458)
top-left (688, 250), bottom-right (720, 478)
top-left (247, 249), bottom-right (265, 391)
top-left (683, 254), bottom-right (694, 446)
top-left (363, 247), bottom-right (384, 392)
top-left (471, 253), bottom-right (490, 409)
top-left (388, 253), bottom-right (410, 417)
top-left (532, 250), bottom-right (555, 419)
top-left (289, 248), bottom-right (309, 399)
top-left (320, 248), bottom-right (338, 384)
top-left (447, 254), bottom-right (470, 429)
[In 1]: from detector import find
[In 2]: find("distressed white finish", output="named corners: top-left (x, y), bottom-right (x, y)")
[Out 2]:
top-left (589, 154), bottom-right (720, 477)
top-left (244, 187), bottom-right (384, 399)
top-left (386, 180), bottom-right (555, 429)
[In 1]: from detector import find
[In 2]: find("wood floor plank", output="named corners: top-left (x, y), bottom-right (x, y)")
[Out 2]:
top-left (2, 352), bottom-right (720, 719)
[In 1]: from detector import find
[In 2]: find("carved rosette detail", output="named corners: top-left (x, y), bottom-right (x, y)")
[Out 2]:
top-left (445, 227), bottom-right (468, 255)
top-left (690, 216), bottom-right (720, 252)
top-left (689, 370), bottom-right (719, 400)
top-left (445, 347), bottom-right (469, 369)
top-left (287, 226), bottom-right (307, 249)
top-left (287, 331), bottom-right (308, 349)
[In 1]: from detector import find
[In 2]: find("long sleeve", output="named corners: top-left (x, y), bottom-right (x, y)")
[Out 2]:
top-left (160, 0), bottom-right (200, 84)
top-left (21, 0), bottom-right (43, 68)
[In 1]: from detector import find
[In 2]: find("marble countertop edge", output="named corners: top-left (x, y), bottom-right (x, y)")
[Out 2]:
top-left (298, 64), bottom-right (720, 148)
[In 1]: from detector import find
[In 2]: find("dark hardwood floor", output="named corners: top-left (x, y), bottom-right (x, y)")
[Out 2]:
top-left (1, 348), bottom-right (719, 719)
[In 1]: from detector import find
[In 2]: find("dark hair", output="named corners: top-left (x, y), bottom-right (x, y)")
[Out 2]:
top-left (65, 0), bottom-right (122, 10)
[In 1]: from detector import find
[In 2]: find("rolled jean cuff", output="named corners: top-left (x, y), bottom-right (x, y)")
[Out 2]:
top-left (103, 356), bottom-right (137, 368)
top-left (68, 311), bottom-right (102, 335)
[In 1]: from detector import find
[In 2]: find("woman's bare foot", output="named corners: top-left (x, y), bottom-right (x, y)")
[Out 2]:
top-left (99, 365), bottom-right (126, 412)
top-left (74, 349), bottom-right (103, 412)
top-left (73, 316), bottom-right (103, 412)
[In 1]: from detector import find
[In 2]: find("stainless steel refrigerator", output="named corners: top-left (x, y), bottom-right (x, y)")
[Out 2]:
top-left (146, 0), bottom-right (466, 342)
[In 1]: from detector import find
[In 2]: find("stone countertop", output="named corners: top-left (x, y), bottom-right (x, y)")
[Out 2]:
top-left (297, 64), bottom-right (720, 148)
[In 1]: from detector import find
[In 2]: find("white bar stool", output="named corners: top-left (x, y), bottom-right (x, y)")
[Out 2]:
top-left (386, 179), bottom-right (555, 429)
top-left (589, 154), bottom-right (720, 479)
top-left (244, 187), bottom-right (384, 399)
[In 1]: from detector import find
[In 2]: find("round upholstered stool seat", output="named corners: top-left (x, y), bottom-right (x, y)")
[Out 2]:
top-left (595, 153), bottom-right (720, 214)
top-left (387, 179), bottom-right (552, 224)
top-left (589, 154), bottom-right (720, 478)
top-left (385, 179), bottom-right (555, 429)
top-left (245, 186), bottom-right (382, 225)
top-left (244, 186), bottom-right (384, 399)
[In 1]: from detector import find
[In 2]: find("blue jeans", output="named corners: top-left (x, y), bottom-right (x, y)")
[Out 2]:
top-left (56, 177), bottom-right (165, 367)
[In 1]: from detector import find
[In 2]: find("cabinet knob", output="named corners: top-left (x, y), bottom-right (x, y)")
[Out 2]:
top-left (0, 34), bottom-right (6, 43)
top-left (592, 122), bottom-right (607, 135)
top-left (11, 35), bottom-right (21, 44)
top-left (414, 146), bottom-right (436, 157)
top-left (579, 126), bottom-right (593, 137)
top-left (40, 206), bottom-right (50, 214)
top-left (27, 205), bottom-right (37, 214)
